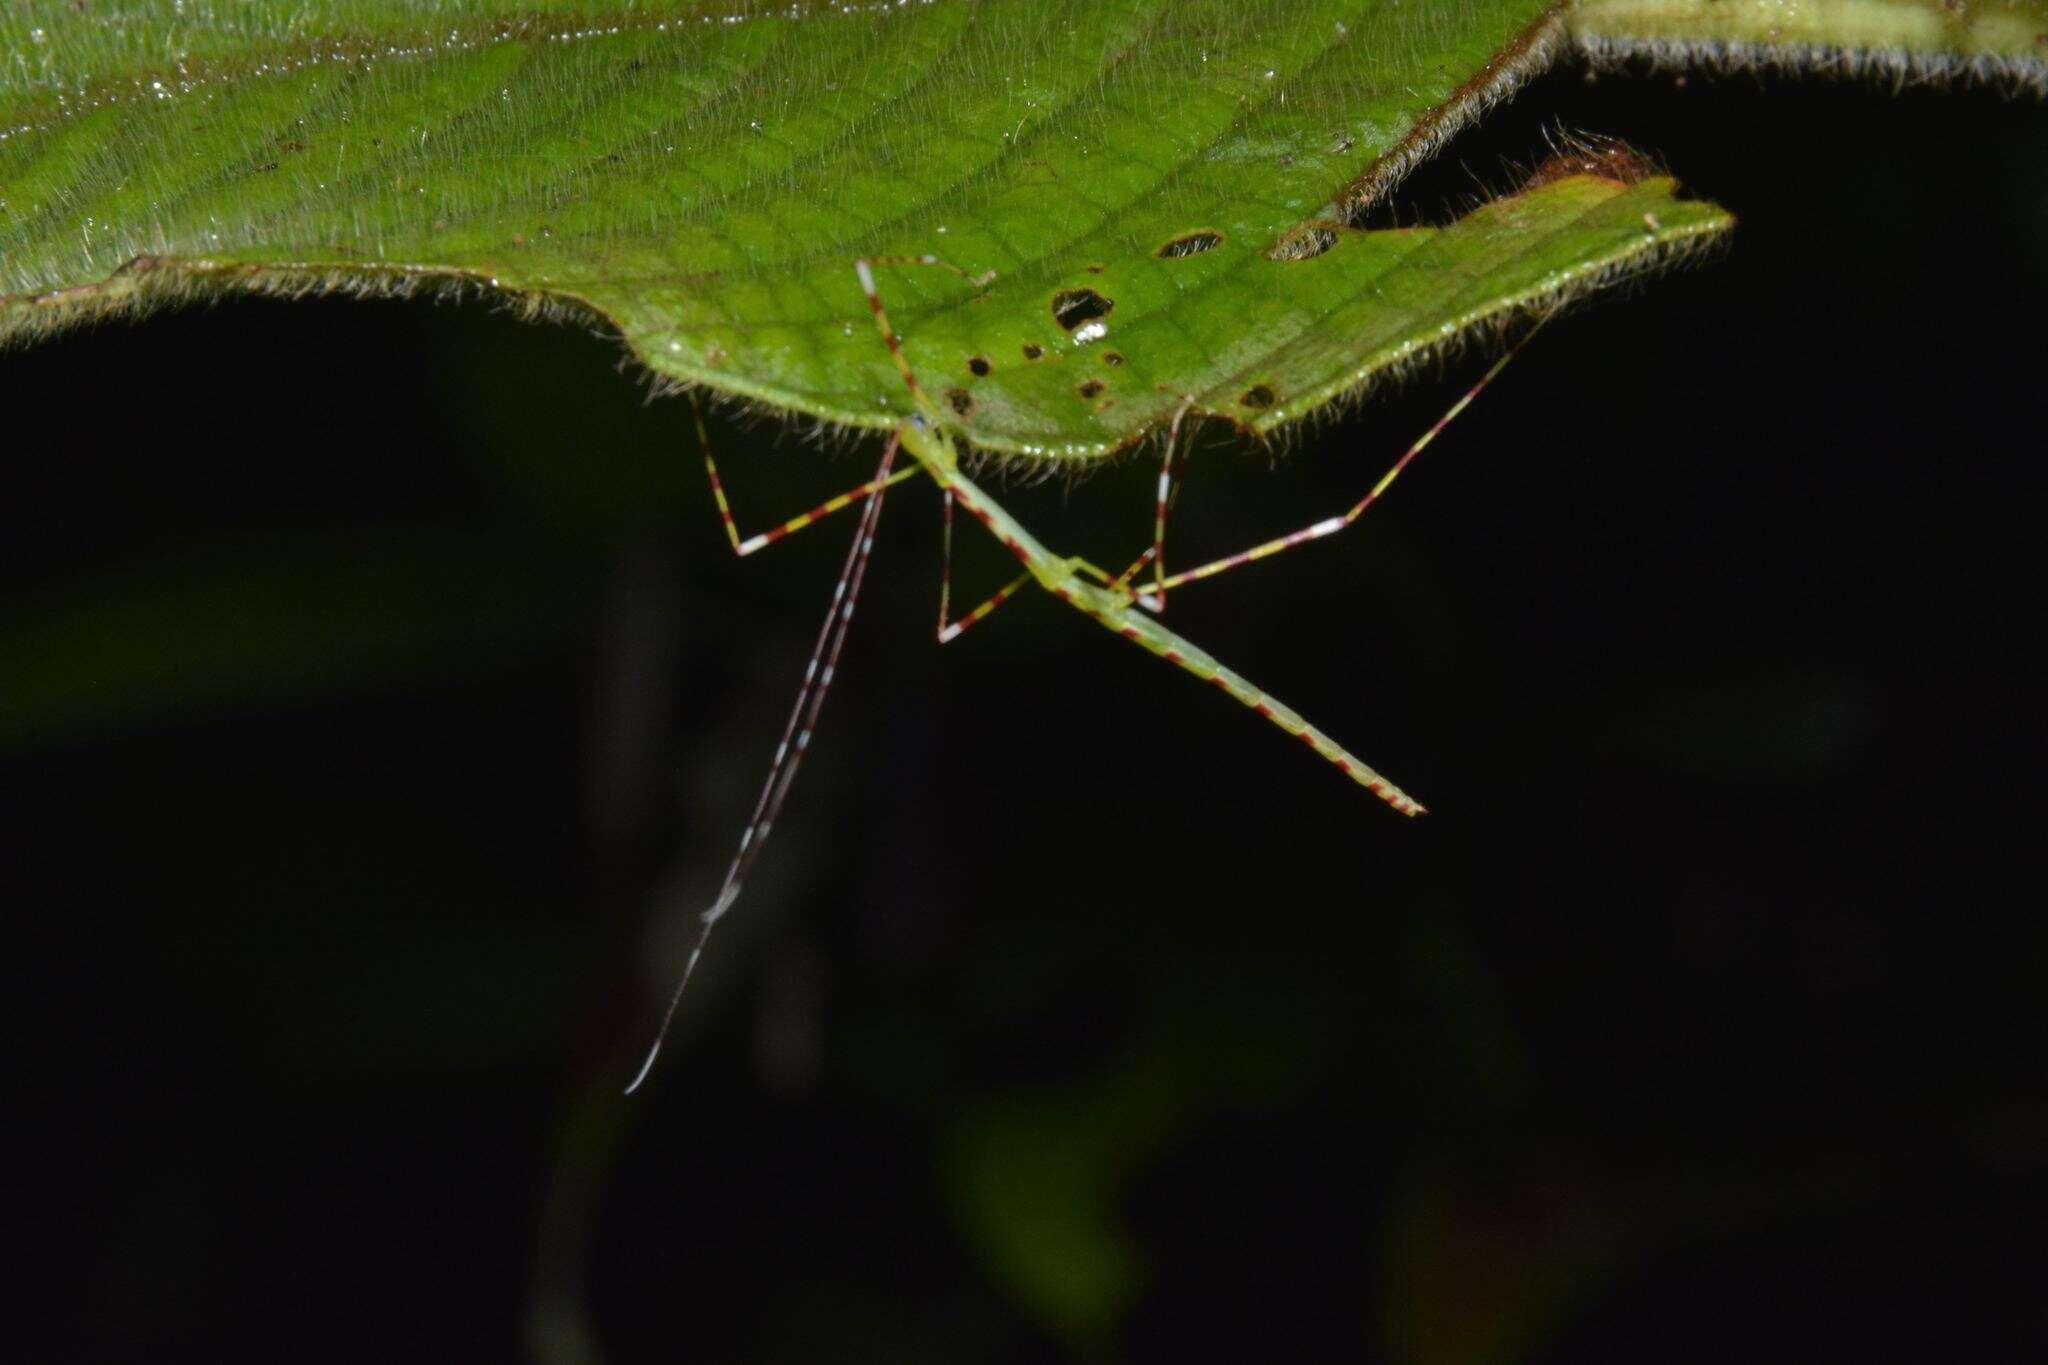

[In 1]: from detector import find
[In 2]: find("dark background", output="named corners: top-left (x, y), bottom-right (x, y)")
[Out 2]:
top-left (5, 63), bottom-right (2044, 1364)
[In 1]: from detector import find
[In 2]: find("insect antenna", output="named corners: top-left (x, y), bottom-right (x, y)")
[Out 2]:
top-left (625, 430), bottom-right (902, 1094)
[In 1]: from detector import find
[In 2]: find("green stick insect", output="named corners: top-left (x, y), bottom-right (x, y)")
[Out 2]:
top-left (626, 256), bottom-right (1536, 1092)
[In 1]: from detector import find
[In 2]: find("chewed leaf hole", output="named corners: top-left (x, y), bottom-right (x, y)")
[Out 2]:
top-left (1239, 384), bottom-right (1276, 410)
top-left (1267, 221), bottom-right (1339, 262)
top-left (966, 355), bottom-right (991, 376)
top-left (1101, 352), bottom-right (1124, 367)
top-left (1051, 287), bottom-right (1113, 331)
top-left (1157, 230), bottom-right (1224, 259)
top-left (1077, 379), bottom-right (1106, 400)
top-left (945, 387), bottom-right (976, 418)
top-left (1022, 342), bottom-right (1044, 361)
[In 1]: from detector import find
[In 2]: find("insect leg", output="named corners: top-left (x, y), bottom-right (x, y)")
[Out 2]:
top-left (849, 260), bottom-right (1039, 642)
top-left (935, 488), bottom-right (1029, 644)
top-left (1111, 397), bottom-right (1195, 610)
top-left (692, 391), bottom-right (921, 556)
top-left (855, 254), bottom-right (997, 290)
top-left (626, 430), bottom-right (902, 1094)
top-left (1147, 321), bottom-right (1545, 599)
top-left (854, 255), bottom-right (994, 427)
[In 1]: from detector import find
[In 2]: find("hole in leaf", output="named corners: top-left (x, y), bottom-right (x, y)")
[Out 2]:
top-left (1022, 342), bottom-right (1044, 361)
top-left (1157, 230), bottom-right (1225, 259)
top-left (1102, 352), bottom-right (1124, 367)
top-left (1240, 384), bottom-right (1276, 410)
top-left (946, 388), bottom-right (976, 418)
top-left (1051, 288), bottom-right (1113, 332)
top-left (1267, 221), bottom-right (1339, 262)
top-left (966, 355), bottom-right (991, 376)
top-left (1077, 379), bottom-right (1106, 400)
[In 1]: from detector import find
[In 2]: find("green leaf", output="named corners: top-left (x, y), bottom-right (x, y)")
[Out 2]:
top-left (0, 1), bottom-right (1729, 460)
top-left (1568, 0), bottom-right (2048, 89)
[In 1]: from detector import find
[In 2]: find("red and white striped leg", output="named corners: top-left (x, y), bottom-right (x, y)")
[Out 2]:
top-left (1126, 398), bottom-right (1195, 611)
top-left (854, 255), bottom-right (994, 421)
top-left (693, 391), bottom-right (921, 556)
top-left (936, 489), bottom-right (1029, 644)
top-left (1146, 323), bottom-right (1543, 599)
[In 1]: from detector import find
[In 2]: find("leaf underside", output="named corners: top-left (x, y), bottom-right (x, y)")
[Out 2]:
top-left (1571, 0), bottom-right (2048, 91)
top-left (10, 1), bottom-right (2031, 460)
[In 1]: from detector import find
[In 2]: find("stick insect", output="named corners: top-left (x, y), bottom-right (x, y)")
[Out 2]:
top-left (626, 256), bottom-right (1534, 1092)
